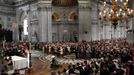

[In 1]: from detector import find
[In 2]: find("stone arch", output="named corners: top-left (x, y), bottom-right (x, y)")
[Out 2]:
top-left (18, 9), bottom-right (28, 34)
top-left (52, 12), bottom-right (60, 22)
top-left (18, 9), bottom-right (24, 24)
top-left (18, 9), bottom-right (28, 26)
top-left (68, 11), bottom-right (78, 22)
top-left (17, 9), bottom-right (28, 40)
top-left (21, 12), bottom-right (27, 24)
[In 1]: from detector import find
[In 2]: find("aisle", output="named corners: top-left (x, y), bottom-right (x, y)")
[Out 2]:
top-left (26, 50), bottom-right (69, 75)
top-left (30, 50), bottom-right (46, 57)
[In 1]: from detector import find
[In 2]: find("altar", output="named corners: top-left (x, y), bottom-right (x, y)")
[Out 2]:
top-left (11, 56), bottom-right (29, 70)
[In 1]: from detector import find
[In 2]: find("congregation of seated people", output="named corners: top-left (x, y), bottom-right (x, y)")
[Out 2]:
top-left (31, 39), bottom-right (132, 61)
top-left (52, 59), bottom-right (134, 75)
top-left (29, 39), bottom-right (134, 75)
top-left (0, 38), bottom-right (133, 75)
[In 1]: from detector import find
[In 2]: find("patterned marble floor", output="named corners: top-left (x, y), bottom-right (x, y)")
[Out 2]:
top-left (26, 50), bottom-right (69, 75)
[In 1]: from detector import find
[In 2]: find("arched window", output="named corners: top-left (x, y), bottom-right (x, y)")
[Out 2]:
top-left (52, 12), bottom-right (60, 22)
top-left (68, 12), bottom-right (78, 22)
top-left (23, 19), bottom-right (28, 35)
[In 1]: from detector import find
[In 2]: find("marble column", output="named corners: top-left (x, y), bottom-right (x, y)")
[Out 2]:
top-left (38, 1), bottom-right (52, 42)
top-left (15, 9), bottom-right (21, 42)
top-left (12, 22), bottom-right (18, 41)
top-left (127, 1), bottom-right (134, 44)
top-left (3, 16), bottom-right (8, 29)
top-left (47, 8), bottom-right (52, 42)
top-left (127, 18), bottom-right (134, 44)
top-left (126, 33), bottom-right (134, 44)
top-left (78, 0), bottom-right (91, 41)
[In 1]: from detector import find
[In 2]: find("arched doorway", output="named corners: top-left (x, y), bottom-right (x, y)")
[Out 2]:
top-left (52, 12), bottom-right (60, 41)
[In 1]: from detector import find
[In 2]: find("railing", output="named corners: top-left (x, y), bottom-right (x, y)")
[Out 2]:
top-left (52, 21), bottom-right (78, 25)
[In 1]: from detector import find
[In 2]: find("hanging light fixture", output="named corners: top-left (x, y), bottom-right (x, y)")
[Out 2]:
top-left (99, 0), bottom-right (133, 29)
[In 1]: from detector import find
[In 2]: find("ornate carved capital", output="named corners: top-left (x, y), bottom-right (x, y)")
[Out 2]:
top-left (78, 5), bottom-right (91, 9)
top-left (78, 1), bottom-right (91, 10)
top-left (37, 1), bottom-right (52, 11)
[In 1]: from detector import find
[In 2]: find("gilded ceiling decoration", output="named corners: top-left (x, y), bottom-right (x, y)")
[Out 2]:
top-left (52, 0), bottom-right (78, 7)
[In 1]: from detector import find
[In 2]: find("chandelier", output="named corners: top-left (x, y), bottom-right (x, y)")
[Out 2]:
top-left (99, 0), bottom-right (133, 29)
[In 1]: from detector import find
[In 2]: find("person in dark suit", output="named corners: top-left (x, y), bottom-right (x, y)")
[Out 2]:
top-left (12, 70), bottom-right (20, 75)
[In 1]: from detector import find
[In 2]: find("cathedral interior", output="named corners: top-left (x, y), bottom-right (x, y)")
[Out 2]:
top-left (0, 0), bottom-right (134, 75)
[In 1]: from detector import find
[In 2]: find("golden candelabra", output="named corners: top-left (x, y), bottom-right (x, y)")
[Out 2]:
top-left (99, 0), bottom-right (133, 29)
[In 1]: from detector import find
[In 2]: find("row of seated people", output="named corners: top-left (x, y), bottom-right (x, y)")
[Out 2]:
top-left (0, 39), bottom-right (133, 58)
top-left (1, 39), bottom-right (132, 61)
top-left (29, 39), bottom-right (132, 61)
top-left (52, 59), bottom-right (134, 75)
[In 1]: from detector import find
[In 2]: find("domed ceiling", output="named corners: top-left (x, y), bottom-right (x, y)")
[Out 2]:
top-left (0, 0), bottom-right (22, 5)
top-left (0, 0), bottom-right (133, 7)
top-left (52, 0), bottom-right (78, 7)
